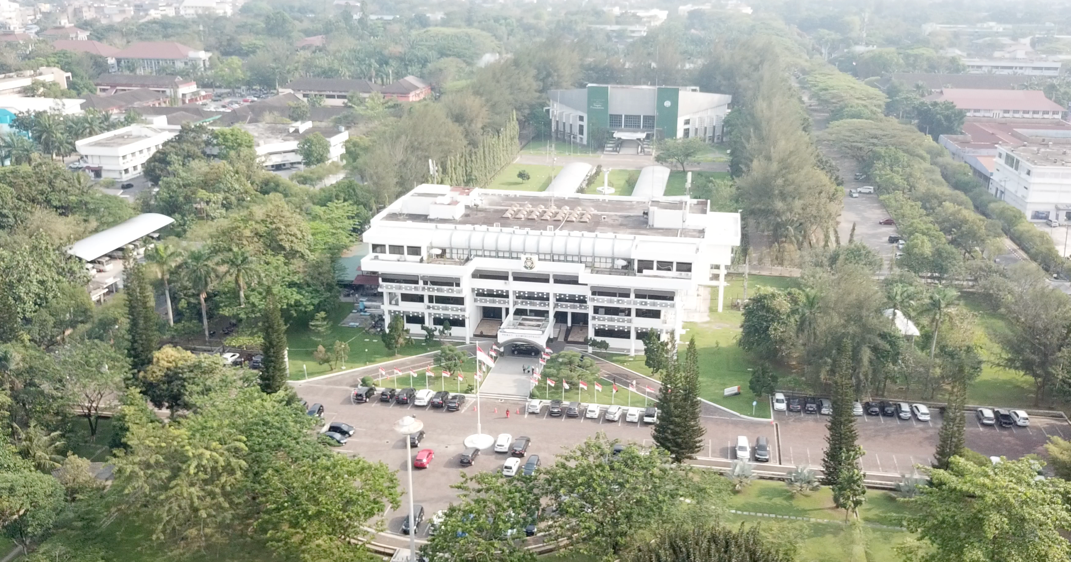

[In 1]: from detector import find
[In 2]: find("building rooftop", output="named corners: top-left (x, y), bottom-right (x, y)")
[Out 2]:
top-left (237, 122), bottom-right (344, 146)
top-left (882, 72), bottom-right (1036, 91)
top-left (925, 89), bottom-right (1066, 112)
top-left (94, 74), bottom-right (192, 88)
top-left (113, 41), bottom-right (204, 60)
top-left (284, 77), bottom-right (378, 94)
top-left (82, 88), bottom-right (168, 110)
top-left (1004, 141), bottom-right (1071, 167)
top-left (51, 39), bottom-right (119, 57)
top-left (76, 125), bottom-right (172, 149)
top-left (380, 75), bottom-right (428, 95)
top-left (68, 213), bottom-right (174, 261)
top-left (946, 119), bottom-right (1071, 150)
top-left (41, 26), bottom-right (88, 36)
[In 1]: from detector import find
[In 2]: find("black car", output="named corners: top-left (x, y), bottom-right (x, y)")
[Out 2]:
top-left (328, 422), bottom-right (355, 437)
top-left (522, 455), bottom-right (540, 476)
top-left (352, 386), bottom-right (376, 403)
top-left (430, 391), bottom-right (449, 408)
top-left (548, 400), bottom-right (563, 417)
top-left (524, 513), bottom-right (538, 537)
top-left (803, 397), bottom-right (818, 414)
top-left (249, 354), bottom-right (263, 369)
top-left (380, 388), bottom-right (397, 402)
top-left (995, 408), bottom-right (1014, 427)
top-left (787, 397), bottom-right (802, 413)
top-left (395, 388), bottom-right (416, 404)
top-left (306, 403), bottom-right (324, 418)
top-left (888, 235), bottom-right (902, 243)
top-left (401, 504), bottom-right (424, 535)
top-left (409, 429), bottom-right (426, 447)
top-left (864, 401), bottom-right (881, 416)
top-left (880, 401), bottom-right (897, 417)
top-left (611, 444), bottom-right (626, 458)
top-left (446, 394), bottom-right (466, 411)
top-left (754, 436), bottom-right (770, 462)
top-left (510, 437), bottom-right (531, 457)
top-left (459, 447), bottom-right (480, 466)
top-left (565, 402), bottom-right (580, 418)
top-left (120, 182), bottom-right (135, 189)
top-left (511, 344), bottom-right (541, 357)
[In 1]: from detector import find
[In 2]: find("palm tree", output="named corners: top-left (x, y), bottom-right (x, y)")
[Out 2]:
top-left (14, 423), bottom-right (65, 472)
top-left (183, 249), bottom-right (219, 341)
top-left (886, 282), bottom-right (917, 315)
top-left (31, 111), bottom-right (68, 159)
top-left (0, 132), bottom-right (36, 166)
top-left (146, 243), bottom-right (185, 326)
top-left (220, 248), bottom-right (257, 307)
top-left (923, 286), bottom-right (959, 362)
top-left (795, 288), bottom-right (821, 346)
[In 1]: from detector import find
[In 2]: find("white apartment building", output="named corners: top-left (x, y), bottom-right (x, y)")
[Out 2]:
top-left (237, 121), bottom-right (348, 169)
top-left (963, 59), bottom-right (1062, 76)
top-left (75, 125), bottom-right (176, 181)
top-left (990, 140), bottom-right (1071, 222)
top-left (360, 185), bottom-right (741, 354)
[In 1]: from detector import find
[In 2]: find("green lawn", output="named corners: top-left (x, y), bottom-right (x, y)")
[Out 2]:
top-left (665, 171), bottom-right (731, 196)
top-left (286, 301), bottom-right (443, 379)
top-left (599, 275), bottom-right (799, 418)
top-left (521, 139), bottom-right (596, 156)
top-left (725, 514), bottom-right (910, 562)
top-left (373, 357), bottom-right (480, 392)
top-left (727, 480), bottom-right (912, 528)
top-left (67, 417), bottom-right (115, 462)
top-left (487, 163), bottom-right (561, 191)
top-left (581, 169), bottom-right (637, 196)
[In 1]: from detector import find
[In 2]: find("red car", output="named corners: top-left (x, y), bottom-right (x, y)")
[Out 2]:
top-left (879, 218), bottom-right (895, 225)
top-left (413, 449), bottom-right (434, 468)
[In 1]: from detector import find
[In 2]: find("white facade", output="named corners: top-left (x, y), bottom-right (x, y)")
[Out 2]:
top-left (238, 122), bottom-right (348, 169)
top-left (360, 185), bottom-right (741, 354)
top-left (990, 141), bottom-right (1071, 222)
top-left (0, 67), bottom-right (70, 95)
top-left (179, 0), bottom-right (233, 17)
top-left (75, 126), bottom-right (176, 181)
top-left (963, 59), bottom-right (1062, 76)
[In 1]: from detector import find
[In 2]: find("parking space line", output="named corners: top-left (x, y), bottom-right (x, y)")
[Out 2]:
top-left (806, 448), bottom-right (811, 466)
top-left (893, 456), bottom-right (901, 474)
top-left (789, 447), bottom-right (794, 465)
top-left (726, 441), bottom-right (732, 460)
top-left (1054, 426), bottom-right (1066, 438)
top-left (875, 454), bottom-right (883, 473)
top-left (1039, 424), bottom-right (1049, 437)
top-left (708, 440), bottom-right (713, 458)
top-left (974, 417), bottom-right (983, 430)
top-left (1010, 424), bottom-right (1016, 433)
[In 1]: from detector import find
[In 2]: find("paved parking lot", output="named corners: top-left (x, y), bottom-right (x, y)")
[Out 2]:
top-left (837, 187), bottom-right (898, 268)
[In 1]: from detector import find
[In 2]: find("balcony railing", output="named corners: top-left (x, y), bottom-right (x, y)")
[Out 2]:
top-left (474, 297), bottom-right (509, 306)
top-left (590, 296), bottom-right (675, 308)
top-left (381, 283), bottom-right (463, 295)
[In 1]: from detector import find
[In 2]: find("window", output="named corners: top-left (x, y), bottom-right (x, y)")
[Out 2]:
top-left (1032, 210), bottom-right (1051, 220)
top-left (406, 246), bottom-right (421, 256)
top-left (404, 314), bottom-right (424, 324)
top-left (578, 124), bottom-right (584, 136)
top-left (624, 115), bottom-right (641, 128)
top-left (594, 327), bottom-right (630, 339)
top-left (642, 115), bottom-right (656, 129)
top-left (635, 309), bottom-right (661, 319)
top-left (637, 260), bottom-right (653, 273)
top-left (578, 115), bottom-right (584, 122)
top-left (401, 293), bottom-right (424, 303)
top-left (432, 317), bottom-right (466, 327)
top-left (676, 262), bottom-right (692, 272)
top-left (388, 245), bottom-right (404, 255)
top-left (432, 296), bottom-right (464, 305)
top-left (656, 261), bottom-right (673, 271)
top-left (609, 114), bottom-right (623, 128)
top-left (683, 128), bottom-right (690, 138)
top-left (683, 118), bottom-right (691, 125)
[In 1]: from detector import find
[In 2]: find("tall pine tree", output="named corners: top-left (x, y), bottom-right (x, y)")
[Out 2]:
top-left (821, 340), bottom-right (860, 486)
top-left (674, 337), bottom-right (706, 462)
top-left (934, 378), bottom-right (967, 469)
top-left (125, 260), bottom-right (158, 372)
top-left (651, 358), bottom-right (680, 457)
top-left (259, 287), bottom-right (288, 394)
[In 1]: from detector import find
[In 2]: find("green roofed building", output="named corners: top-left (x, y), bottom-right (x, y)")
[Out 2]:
top-left (547, 85), bottom-right (731, 147)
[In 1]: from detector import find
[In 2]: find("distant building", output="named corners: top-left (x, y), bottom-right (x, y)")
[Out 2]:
top-left (75, 125), bottom-right (177, 180)
top-left (939, 120), bottom-right (1071, 183)
top-left (991, 140), bottom-right (1071, 223)
top-left (924, 89), bottom-right (1066, 120)
top-left (963, 59), bottom-right (1061, 76)
top-left (237, 121), bottom-right (348, 170)
top-left (282, 76), bottom-right (431, 106)
top-left (81, 89), bottom-right (170, 114)
top-left (880, 73), bottom-right (1036, 92)
top-left (93, 74), bottom-right (207, 104)
top-left (68, 213), bottom-right (175, 302)
top-left (0, 32), bottom-right (32, 44)
top-left (547, 84), bottom-right (732, 146)
top-left (378, 75), bottom-right (431, 102)
top-left (178, 0), bottom-right (232, 17)
top-left (0, 67), bottom-right (70, 96)
top-left (51, 39), bottom-right (120, 59)
top-left (112, 42), bottom-right (210, 74)
top-left (40, 26), bottom-right (89, 40)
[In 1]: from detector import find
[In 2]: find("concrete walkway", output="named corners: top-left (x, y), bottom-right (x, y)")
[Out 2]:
top-left (515, 153), bottom-right (729, 174)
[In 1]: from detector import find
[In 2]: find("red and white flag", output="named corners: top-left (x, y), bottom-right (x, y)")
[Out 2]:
top-left (442, 370), bottom-right (451, 378)
top-left (489, 349), bottom-right (498, 359)
top-left (409, 370), bottom-right (417, 377)
top-left (379, 367), bottom-right (385, 377)
top-left (629, 381), bottom-right (637, 390)
top-left (393, 368), bottom-right (402, 377)
top-left (563, 381), bottom-right (570, 390)
top-left (612, 383), bottom-right (618, 393)
top-left (594, 382), bottom-right (603, 392)
top-left (426, 368), bottom-right (435, 377)
top-left (579, 381), bottom-right (588, 390)
top-left (492, 343), bottom-right (503, 353)
top-left (530, 377), bottom-right (539, 384)
top-left (532, 372), bottom-right (541, 381)
top-left (474, 372), bottom-right (482, 382)
top-left (538, 357), bottom-right (546, 365)
top-left (646, 385), bottom-right (655, 393)
top-left (457, 373), bottom-right (464, 381)
top-left (547, 379), bottom-right (556, 387)
top-left (476, 345), bottom-right (495, 368)
top-left (544, 346), bottom-right (552, 354)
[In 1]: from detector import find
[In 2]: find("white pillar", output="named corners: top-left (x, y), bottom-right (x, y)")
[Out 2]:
top-left (717, 265), bottom-right (726, 313)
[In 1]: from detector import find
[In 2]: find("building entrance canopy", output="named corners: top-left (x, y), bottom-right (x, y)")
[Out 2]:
top-left (613, 131), bottom-right (647, 141)
top-left (497, 314), bottom-right (553, 349)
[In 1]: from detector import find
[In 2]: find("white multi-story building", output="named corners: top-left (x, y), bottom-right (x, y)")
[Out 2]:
top-left (75, 125), bottom-right (176, 181)
top-left (990, 140), bottom-right (1071, 222)
top-left (360, 185), bottom-right (741, 354)
top-left (237, 121), bottom-right (348, 170)
top-left (963, 59), bottom-right (1062, 76)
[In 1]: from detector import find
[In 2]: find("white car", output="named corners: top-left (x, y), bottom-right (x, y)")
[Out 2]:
top-left (502, 457), bottom-right (521, 477)
top-left (585, 404), bottom-right (600, 419)
top-left (428, 510), bottom-right (446, 535)
top-left (773, 393), bottom-right (787, 412)
top-left (414, 389), bottom-right (435, 406)
top-left (220, 352), bottom-right (241, 365)
top-left (625, 407), bottom-right (642, 423)
top-left (857, 185), bottom-right (875, 194)
top-left (494, 433), bottom-right (513, 453)
top-left (526, 399), bottom-right (542, 414)
top-left (604, 405), bottom-right (623, 421)
top-left (1011, 409), bottom-right (1030, 427)
top-left (911, 403), bottom-right (931, 422)
top-left (852, 401), bottom-right (864, 416)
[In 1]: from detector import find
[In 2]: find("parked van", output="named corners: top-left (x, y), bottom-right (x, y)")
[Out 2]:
top-left (857, 185), bottom-right (875, 194)
top-left (735, 436), bottom-right (750, 460)
top-left (91, 256), bottom-right (113, 272)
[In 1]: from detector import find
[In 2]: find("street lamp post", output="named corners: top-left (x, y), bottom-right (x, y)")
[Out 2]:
top-left (394, 415), bottom-right (425, 562)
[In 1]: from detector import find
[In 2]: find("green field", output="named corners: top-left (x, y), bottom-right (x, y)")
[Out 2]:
top-left (488, 163), bottom-right (562, 191)
top-left (580, 169), bottom-right (638, 196)
top-left (599, 275), bottom-right (798, 418)
top-left (665, 171), bottom-right (731, 196)
top-left (286, 301), bottom-right (443, 379)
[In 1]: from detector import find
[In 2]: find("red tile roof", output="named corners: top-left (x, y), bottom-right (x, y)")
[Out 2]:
top-left (52, 39), bottom-right (119, 57)
top-left (41, 27), bottom-right (88, 36)
top-left (113, 41), bottom-right (200, 60)
top-left (0, 33), bottom-right (32, 42)
top-left (926, 89), bottom-right (1066, 112)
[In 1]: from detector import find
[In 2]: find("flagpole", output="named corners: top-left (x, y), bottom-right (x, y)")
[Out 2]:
top-left (410, 372), bottom-right (413, 388)
top-left (476, 364), bottom-right (482, 436)
top-left (644, 388), bottom-right (648, 407)
top-left (441, 373), bottom-right (445, 392)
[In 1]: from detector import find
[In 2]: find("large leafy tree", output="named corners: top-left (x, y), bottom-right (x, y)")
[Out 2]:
top-left (739, 289), bottom-right (799, 362)
top-left (143, 123), bottom-right (209, 185)
top-left (914, 100), bottom-right (965, 141)
top-left (259, 287), bottom-right (288, 393)
top-left (137, 345), bottom-right (229, 415)
top-left (994, 271), bottom-right (1071, 406)
top-left (0, 445), bottom-right (65, 551)
top-left (905, 457), bottom-right (1071, 562)
top-left (654, 137), bottom-right (708, 173)
top-left (821, 340), bottom-right (859, 486)
top-left (55, 339), bottom-right (128, 438)
top-left (624, 523), bottom-right (792, 562)
top-left (381, 314), bottom-right (408, 356)
top-left (297, 133), bottom-right (331, 167)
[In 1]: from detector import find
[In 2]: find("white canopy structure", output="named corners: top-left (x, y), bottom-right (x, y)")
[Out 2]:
top-left (545, 162), bottom-right (593, 195)
top-left (883, 308), bottom-right (920, 337)
top-left (631, 165), bottom-right (671, 199)
top-left (68, 213), bottom-right (175, 261)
